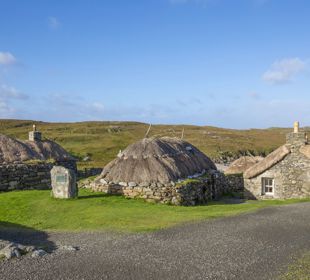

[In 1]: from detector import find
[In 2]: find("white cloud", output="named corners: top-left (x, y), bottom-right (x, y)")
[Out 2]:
top-left (48, 17), bottom-right (61, 30)
top-left (248, 92), bottom-right (260, 99)
top-left (0, 84), bottom-right (27, 118)
top-left (0, 84), bottom-right (28, 100)
top-left (262, 58), bottom-right (306, 84)
top-left (0, 100), bottom-right (16, 117)
top-left (0, 52), bottom-right (17, 65)
top-left (90, 102), bottom-right (104, 111)
top-left (41, 93), bottom-right (105, 120)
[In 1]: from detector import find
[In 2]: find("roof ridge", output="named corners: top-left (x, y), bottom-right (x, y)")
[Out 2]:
top-left (244, 145), bottom-right (291, 179)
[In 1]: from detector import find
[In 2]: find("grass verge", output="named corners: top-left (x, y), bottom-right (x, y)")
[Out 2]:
top-left (0, 189), bottom-right (309, 233)
top-left (280, 252), bottom-right (310, 280)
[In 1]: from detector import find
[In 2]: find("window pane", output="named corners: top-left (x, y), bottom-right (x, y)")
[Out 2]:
top-left (262, 178), bottom-right (274, 194)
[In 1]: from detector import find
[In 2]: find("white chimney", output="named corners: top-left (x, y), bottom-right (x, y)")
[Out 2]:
top-left (29, 124), bottom-right (42, 141)
top-left (294, 121), bottom-right (299, 133)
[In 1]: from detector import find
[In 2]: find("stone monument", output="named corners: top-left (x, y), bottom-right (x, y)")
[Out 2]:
top-left (51, 166), bottom-right (78, 199)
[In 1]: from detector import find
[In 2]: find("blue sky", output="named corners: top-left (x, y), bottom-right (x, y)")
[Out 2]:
top-left (0, 0), bottom-right (309, 128)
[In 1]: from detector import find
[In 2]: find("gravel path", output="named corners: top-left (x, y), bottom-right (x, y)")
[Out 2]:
top-left (1, 202), bottom-right (310, 280)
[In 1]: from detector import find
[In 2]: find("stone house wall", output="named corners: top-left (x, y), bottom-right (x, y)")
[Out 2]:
top-left (0, 160), bottom-right (78, 192)
top-left (55, 160), bottom-right (77, 174)
top-left (225, 174), bottom-right (244, 193)
top-left (0, 163), bottom-right (53, 191)
top-left (87, 171), bottom-right (231, 206)
top-left (244, 151), bottom-right (310, 199)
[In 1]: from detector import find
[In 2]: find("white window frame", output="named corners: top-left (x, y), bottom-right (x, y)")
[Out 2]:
top-left (262, 177), bottom-right (275, 195)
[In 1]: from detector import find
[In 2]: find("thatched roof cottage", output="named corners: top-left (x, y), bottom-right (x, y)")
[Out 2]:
top-left (90, 137), bottom-right (229, 205)
top-left (0, 125), bottom-right (75, 168)
top-left (244, 122), bottom-right (310, 199)
top-left (0, 125), bottom-right (76, 192)
top-left (225, 156), bottom-right (263, 175)
top-left (0, 135), bottom-right (75, 165)
top-left (100, 137), bottom-right (216, 185)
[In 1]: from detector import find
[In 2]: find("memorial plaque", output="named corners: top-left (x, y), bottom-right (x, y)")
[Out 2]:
top-left (51, 166), bottom-right (78, 199)
top-left (56, 174), bottom-right (67, 184)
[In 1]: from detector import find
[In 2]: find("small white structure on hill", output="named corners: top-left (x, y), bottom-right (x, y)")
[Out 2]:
top-left (29, 124), bottom-right (42, 141)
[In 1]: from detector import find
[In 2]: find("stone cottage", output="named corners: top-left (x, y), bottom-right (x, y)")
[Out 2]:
top-left (0, 125), bottom-right (77, 191)
top-left (224, 156), bottom-right (263, 194)
top-left (244, 122), bottom-right (310, 199)
top-left (88, 137), bottom-right (229, 205)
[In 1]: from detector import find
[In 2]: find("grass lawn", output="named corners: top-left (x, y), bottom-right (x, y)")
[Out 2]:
top-left (0, 189), bottom-right (309, 233)
top-left (280, 252), bottom-right (310, 280)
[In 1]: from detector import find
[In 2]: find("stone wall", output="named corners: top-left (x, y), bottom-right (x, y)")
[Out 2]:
top-left (244, 151), bottom-right (310, 199)
top-left (87, 171), bottom-right (231, 206)
top-left (0, 163), bottom-right (52, 191)
top-left (0, 160), bottom-right (77, 192)
top-left (77, 168), bottom-right (103, 179)
top-left (225, 174), bottom-right (244, 193)
top-left (56, 160), bottom-right (77, 174)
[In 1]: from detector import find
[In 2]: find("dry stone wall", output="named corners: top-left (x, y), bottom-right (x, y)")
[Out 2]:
top-left (0, 160), bottom-right (77, 192)
top-left (225, 174), bottom-right (244, 193)
top-left (0, 163), bottom-right (52, 191)
top-left (77, 168), bottom-right (102, 179)
top-left (56, 160), bottom-right (77, 173)
top-left (87, 171), bottom-right (231, 206)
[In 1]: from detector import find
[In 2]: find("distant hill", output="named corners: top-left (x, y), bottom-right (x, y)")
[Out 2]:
top-left (0, 119), bottom-right (299, 169)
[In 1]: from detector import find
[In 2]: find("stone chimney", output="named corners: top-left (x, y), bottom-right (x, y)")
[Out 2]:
top-left (29, 124), bottom-right (42, 141)
top-left (294, 121), bottom-right (299, 133)
top-left (286, 121), bottom-right (307, 149)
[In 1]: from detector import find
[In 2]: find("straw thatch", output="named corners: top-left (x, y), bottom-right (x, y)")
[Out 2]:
top-left (0, 134), bottom-right (75, 164)
top-left (99, 137), bottom-right (216, 184)
top-left (25, 140), bottom-right (75, 161)
top-left (225, 156), bottom-right (263, 175)
top-left (0, 135), bottom-right (37, 163)
top-left (244, 145), bottom-right (290, 179)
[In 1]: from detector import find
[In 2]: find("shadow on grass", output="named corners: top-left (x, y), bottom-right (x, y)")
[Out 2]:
top-left (0, 222), bottom-right (56, 253)
top-left (208, 197), bottom-right (246, 206)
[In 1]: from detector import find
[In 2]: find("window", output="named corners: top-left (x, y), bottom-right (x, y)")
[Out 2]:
top-left (262, 178), bottom-right (274, 195)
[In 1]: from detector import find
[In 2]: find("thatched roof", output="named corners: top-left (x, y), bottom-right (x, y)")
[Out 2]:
top-left (225, 156), bottom-right (263, 175)
top-left (0, 135), bottom-right (38, 163)
top-left (0, 134), bottom-right (75, 164)
top-left (25, 140), bottom-right (75, 161)
top-left (99, 137), bottom-right (216, 184)
top-left (244, 145), bottom-right (290, 179)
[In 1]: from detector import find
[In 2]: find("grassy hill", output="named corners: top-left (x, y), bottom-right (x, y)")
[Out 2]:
top-left (0, 119), bottom-right (296, 169)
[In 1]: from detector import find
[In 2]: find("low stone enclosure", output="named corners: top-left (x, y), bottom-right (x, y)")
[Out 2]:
top-left (88, 171), bottom-right (242, 206)
top-left (87, 137), bottom-right (243, 206)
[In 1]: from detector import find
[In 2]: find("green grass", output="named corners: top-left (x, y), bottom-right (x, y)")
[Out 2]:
top-left (280, 252), bottom-right (310, 280)
top-left (0, 189), bottom-right (309, 233)
top-left (0, 119), bottom-right (299, 169)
